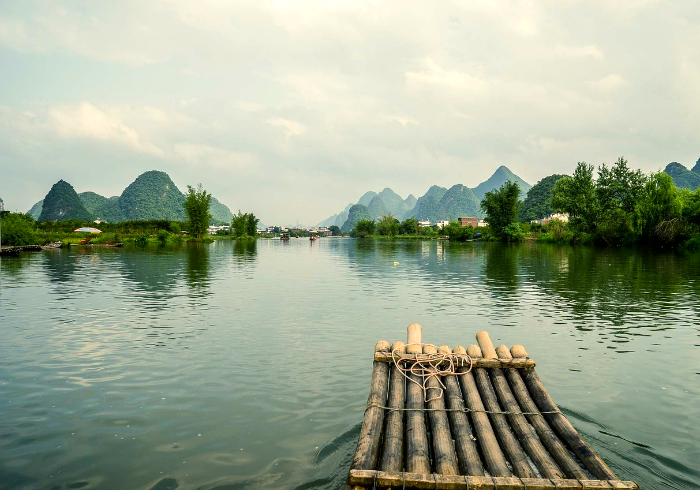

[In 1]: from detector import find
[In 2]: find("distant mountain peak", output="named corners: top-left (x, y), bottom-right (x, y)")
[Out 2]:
top-left (473, 166), bottom-right (531, 200)
top-left (692, 157), bottom-right (700, 174)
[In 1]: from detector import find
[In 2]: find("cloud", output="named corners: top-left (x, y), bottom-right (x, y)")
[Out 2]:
top-left (555, 44), bottom-right (605, 59)
top-left (267, 118), bottom-right (306, 136)
top-left (405, 59), bottom-right (488, 93)
top-left (173, 143), bottom-right (258, 170)
top-left (588, 74), bottom-right (628, 91)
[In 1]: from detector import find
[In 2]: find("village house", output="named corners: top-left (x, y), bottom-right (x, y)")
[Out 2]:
top-left (457, 217), bottom-right (478, 228)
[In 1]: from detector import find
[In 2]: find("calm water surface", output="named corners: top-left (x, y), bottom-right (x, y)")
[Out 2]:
top-left (0, 240), bottom-right (698, 489)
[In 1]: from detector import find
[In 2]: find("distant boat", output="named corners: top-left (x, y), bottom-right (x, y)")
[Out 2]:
top-left (280, 233), bottom-right (290, 241)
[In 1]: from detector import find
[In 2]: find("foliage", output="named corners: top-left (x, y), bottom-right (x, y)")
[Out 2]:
top-left (551, 162), bottom-right (598, 233)
top-left (351, 219), bottom-right (375, 238)
top-left (635, 172), bottom-right (682, 241)
top-left (134, 235), bottom-right (149, 246)
top-left (399, 218), bottom-right (419, 235)
top-left (157, 230), bottom-right (170, 244)
top-left (79, 192), bottom-right (112, 215)
top-left (170, 222), bottom-right (182, 234)
top-left (184, 184), bottom-right (213, 239)
top-left (0, 212), bottom-right (39, 246)
top-left (39, 180), bottom-right (93, 222)
top-left (231, 211), bottom-right (258, 238)
top-left (519, 174), bottom-right (565, 222)
top-left (503, 223), bottom-right (525, 242)
top-left (376, 215), bottom-right (399, 236)
top-left (328, 225), bottom-right (341, 236)
top-left (480, 180), bottom-right (521, 238)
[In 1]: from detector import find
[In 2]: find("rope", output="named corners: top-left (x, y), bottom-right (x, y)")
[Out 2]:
top-left (366, 402), bottom-right (561, 416)
top-left (391, 343), bottom-right (474, 403)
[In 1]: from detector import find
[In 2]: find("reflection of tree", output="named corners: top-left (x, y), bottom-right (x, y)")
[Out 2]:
top-left (482, 243), bottom-right (520, 296)
top-left (233, 239), bottom-right (257, 268)
top-left (42, 249), bottom-right (78, 283)
top-left (0, 255), bottom-right (32, 278)
top-left (186, 241), bottom-right (210, 291)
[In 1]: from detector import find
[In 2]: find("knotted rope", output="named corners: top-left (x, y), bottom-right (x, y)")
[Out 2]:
top-left (392, 342), bottom-right (474, 403)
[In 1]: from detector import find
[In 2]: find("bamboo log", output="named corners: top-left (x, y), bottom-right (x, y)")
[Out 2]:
top-left (351, 340), bottom-right (391, 471)
top-left (511, 345), bottom-right (619, 481)
top-left (438, 345), bottom-right (484, 476)
top-left (348, 469), bottom-right (639, 489)
top-left (454, 345), bottom-right (511, 476)
top-left (483, 344), bottom-right (565, 479)
top-left (406, 327), bottom-right (431, 474)
top-left (423, 344), bottom-right (459, 475)
top-left (407, 323), bottom-right (423, 354)
top-left (495, 345), bottom-right (587, 480)
top-left (373, 352), bottom-right (536, 369)
top-left (380, 341), bottom-right (406, 473)
top-left (469, 342), bottom-right (536, 478)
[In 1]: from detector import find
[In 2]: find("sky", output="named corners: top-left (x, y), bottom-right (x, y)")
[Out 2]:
top-left (0, 0), bottom-right (699, 225)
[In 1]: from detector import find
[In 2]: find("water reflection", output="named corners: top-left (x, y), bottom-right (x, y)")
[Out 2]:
top-left (186, 241), bottom-right (210, 291)
top-left (482, 243), bottom-right (520, 296)
top-left (232, 239), bottom-right (257, 268)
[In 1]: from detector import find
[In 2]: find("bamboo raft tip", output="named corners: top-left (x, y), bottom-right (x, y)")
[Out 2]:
top-left (350, 327), bottom-right (639, 490)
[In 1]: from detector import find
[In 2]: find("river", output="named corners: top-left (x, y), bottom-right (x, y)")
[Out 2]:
top-left (0, 239), bottom-right (698, 489)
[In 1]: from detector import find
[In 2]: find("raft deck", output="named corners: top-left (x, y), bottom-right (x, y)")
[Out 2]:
top-left (348, 324), bottom-right (638, 489)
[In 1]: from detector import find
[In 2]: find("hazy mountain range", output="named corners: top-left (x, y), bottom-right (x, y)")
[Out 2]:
top-left (319, 166), bottom-right (532, 228)
top-left (28, 170), bottom-right (234, 224)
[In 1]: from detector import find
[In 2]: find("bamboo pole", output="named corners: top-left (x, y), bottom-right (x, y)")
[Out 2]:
top-left (496, 344), bottom-right (588, 480)
top-left (380, 341), bottom-right (406, 473)
top-left (405, 325), bottom-right (431, 474)
top-left (482, 343), bottom-right (565, 479)
top-left (511, 344), bottom-right (619, 481)
top-left (373, 352), bottom-right (536, 369)
top-left (423, 344), bottom-right (459, 475)
top-left (351, 340), bottom-right (391, 471)
top-left (348, 469), bottom-right (639, 489)
top-left (454, 345), bottom-right (511, 476)
top-left (469, 341), bottom-right (536, 478)
top-left (438, 345), bottom-right (484, 476)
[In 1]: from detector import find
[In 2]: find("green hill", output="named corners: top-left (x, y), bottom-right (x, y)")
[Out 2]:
top-left (693, 157), bottom-right (700, 174)
top-left (118, 171), bottom-right (186, 221)
top-left (209, 196), bottom-right (234, 224)
top-left (473, 166), bottom-right (532, 201)
top-left (357, 191), bottom-right (377, 207)
top-left (664, 162), bottom-right (700, 190)
top-left (341, 204), bottom-right (371, 233)
top-left (27, 200), bottom-right (44, 219)
top-left (519, 174), bottom-right (566, 221)
top-left (39, 180), bottom-right (94, 222)
top-left (367, 195), bottom-right (390, 220)
top-left (93, 196), bottom-right (125, 222)
top-left (406, 185), bottom-right (448, 220)
top-left (78, 191), bottom-right (113, 215)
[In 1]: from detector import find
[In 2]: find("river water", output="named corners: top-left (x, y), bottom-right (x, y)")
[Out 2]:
top-left (0, 239), bottom-right (698, 489)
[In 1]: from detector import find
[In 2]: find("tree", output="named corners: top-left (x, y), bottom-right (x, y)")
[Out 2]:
top-left (328, 225), bottom-right (341, 236)
top-left (376, 215), bottom-right (399, 236)
top-left (183, 184), bottom-right (212, 239)
top-left (246, 213), bottom-right (259, 237)
top-left (231, 211), bottom-right (252, 238)
top-left (480, 180), bottom-right (521, 238)
top-left (352, 219), bottom-right (375, 238)
top-left (0, 213), bottom-right (39, 246)
top-left (399, 218), bottom-right (419, 235)
top-left (636, 172), bottom-right (682, 241)
top-left (551, 162), bottom-right (598, 232)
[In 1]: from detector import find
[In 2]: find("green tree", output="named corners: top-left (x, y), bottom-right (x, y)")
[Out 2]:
top-left (352, 219), bottom-right (375, 238)
top-left (246, 213), bottom-right (259, 237)
top-left (636, 172), bottom-right (682, 241)
top-left (231, 211), bottom-right (250, 238)
top-left (480, 180), bottom-right (521, 238)
top-left (376, 215), bottom-right (399, 236)
top-left (0, 212), bottom-right (39, 246)
top-left (399, 218), bottom-right (419, 235)
top-left (328, 225), bottom-right (341, 236)
top-left (183, 184), bottom-right (212, 239)
top-left (551, 162), bottom-right (598, 232)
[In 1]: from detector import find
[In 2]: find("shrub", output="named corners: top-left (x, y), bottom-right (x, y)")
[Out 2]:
top-left (1, 213), bottom-right (39, 246)
top-left (503, 223), bottom-right (525, 242)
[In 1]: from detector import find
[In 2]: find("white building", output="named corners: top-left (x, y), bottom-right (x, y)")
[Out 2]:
top-left (208, 225), bottom-right (230, 234)
top-left (436, 220), bottom-right (450, 229)
top-left (418, 220), bottom-right (431, 228)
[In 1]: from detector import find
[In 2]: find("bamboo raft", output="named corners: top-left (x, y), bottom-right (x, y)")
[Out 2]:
top-left (347, 324), bottom-right (639, 490)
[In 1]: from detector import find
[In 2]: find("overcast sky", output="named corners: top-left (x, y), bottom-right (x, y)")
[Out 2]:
top-left (0, 0), bottom-right (698, 224)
